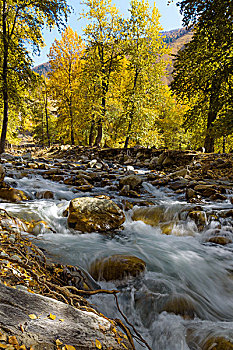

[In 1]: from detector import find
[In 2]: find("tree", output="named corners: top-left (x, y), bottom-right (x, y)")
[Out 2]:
top-left (48, 26), bottom-right (85, 145)
top-left (0, 0), bottom-right (70, 153)
top-left (172, 0), bottom-right (233, 152)
top-left (121, 0), bottom-right (168, 148)
top-left (81, 0), bottom-right (124, 147)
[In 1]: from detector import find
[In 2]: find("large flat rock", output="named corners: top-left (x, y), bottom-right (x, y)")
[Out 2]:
top-left (0, 283), bottom-right (132, 350)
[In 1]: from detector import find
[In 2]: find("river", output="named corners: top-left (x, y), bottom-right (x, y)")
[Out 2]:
top-left (1, 156), bottom-right (233, 350)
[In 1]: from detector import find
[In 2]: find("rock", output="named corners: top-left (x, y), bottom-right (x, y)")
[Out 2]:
top-left (36, 190), bottom-right (54, 199)
top-left (161, 294), bottom-right (196, 319)
top-left (0, 188), bottom-right (29, 202)
top-left (231, 197), bottom-right (233, 205)
top-left (89, 255), bottom-right (146, 281)
top-left (22, 152), bottom-right (32, 160)
top-left (202, 337), bottom-right (233, 350)
top-left (132, 206), bottom-right (167, 226)
top-left (68, 197), bottom-right (125, 232)
top-left (28, 220), bottom-right (53, 235)
top-left (119, 175), bottom-right (143, 190)
top-left (186, 188), bottom-right (196, 201)
top-left (210, 193), bottom-right (227, 201)
top-left (0, 282), bottom-right (132, 350)
top-left (169, 179), bottom-right (188, 190)
top-left (0, 153), bottom-right (14, 161)
top-left (194, 184), bottom-right (218, 197)
top-left (208, 236), bottom-right (232, 245)
top-left (168, 168), bottom-right (188, 179)
top-left (188, 210), bottom-right (206, 228)
top-left (88, 159), bottom-right (97, 168)
top-left (149, 157), bottom-right (159, 169)
top-left (76, 184), bottom-right (93, 192)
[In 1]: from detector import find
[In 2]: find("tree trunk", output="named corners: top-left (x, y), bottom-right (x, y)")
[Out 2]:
top-left (44, 84), bottom-right (50, 147)
top-left (124, 69), bottom-right (139, 149)
top-left (89, 116), bottom-right (95, 146)
top-left (0, 0), bottom-right (8, 154)
top-left (204, 74), bottom-right (222, 153)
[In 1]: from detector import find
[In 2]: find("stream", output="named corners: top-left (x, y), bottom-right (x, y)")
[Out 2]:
top-left (1, 155), bottom-right (233, 350)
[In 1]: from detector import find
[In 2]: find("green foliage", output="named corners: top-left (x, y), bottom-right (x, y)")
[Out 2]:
top-left (172, 0), bottom-right (233, 152)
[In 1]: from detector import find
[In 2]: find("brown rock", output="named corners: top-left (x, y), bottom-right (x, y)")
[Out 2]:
top-left (0, 188), bottom-right (29, 202)
top-left (68, 197), bottom-right (125, 232)
top-left (119, 175), bottom-right (143, 190)
top-left (132, 206), bottom-right (166, 226)
top-left (188, 210), bottom-right (206, 227)
top-left (202, 337), bottom-right (233, 350)
top-left (161, 295), bottom-right (196, 320)
top-left (36, 190), bottom-right (54, 199)
top-left (89, 255), bottom-right (146, 281)
top-left (208, 236), bottom-right (232, 245)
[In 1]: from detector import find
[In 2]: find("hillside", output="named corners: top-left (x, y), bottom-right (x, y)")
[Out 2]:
top-left (164, 29), bottom-right (193, 85)
top-left (33, 61), bottom-right (50, 76)
top-left (33, 28), bottom-right (193, 83)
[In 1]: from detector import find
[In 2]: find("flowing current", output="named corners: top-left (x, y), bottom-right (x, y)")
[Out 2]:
top-left (1, 160), bottom-right (233, 350)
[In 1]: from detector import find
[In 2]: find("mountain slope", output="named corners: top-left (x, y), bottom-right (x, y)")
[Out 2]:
top-left (33, 28), bottom-right (193, 83)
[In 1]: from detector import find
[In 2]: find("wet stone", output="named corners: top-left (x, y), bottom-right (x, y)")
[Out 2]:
top-left (68, 197), bottom-right (125, 233)
top-left (89, 254), bottom-right (146, 281)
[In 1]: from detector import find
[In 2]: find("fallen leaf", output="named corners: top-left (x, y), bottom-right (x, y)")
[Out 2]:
top-left (8, 336), bottom-right (18, 346)
top-left (28, 314), bottom-right (37, 320)
top-left (95, 339), bottom-right (102, 349)
top-left (59, 319), bottom-right (64, 322)
top-left (19, 345), bottom-right (27, 350)
top-left (48, 314), bottom-right (56, 320)
top-left (0, 343), bottom-right (7, 349)
top-left (65, 345), bottom-right (76, 350)
top-left (19, 325), bottom-right (24, 333)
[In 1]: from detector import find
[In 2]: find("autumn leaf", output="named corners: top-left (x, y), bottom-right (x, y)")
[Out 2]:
top-left (28, 314), bottom-right (37, 320)
top-left (48, 313), bottom-right (56, 320)
top-left (59, 319), bottom-right (64, 322)
top-left (64, 345), bottom-right (76, 350)
top-left (56, 339), bottom-right (63, 346)
top-left (95, 339), bottom-right (102, 349)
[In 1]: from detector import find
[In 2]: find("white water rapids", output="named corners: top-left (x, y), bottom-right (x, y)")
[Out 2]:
top-left (1, 170), bottom-right (233, 350)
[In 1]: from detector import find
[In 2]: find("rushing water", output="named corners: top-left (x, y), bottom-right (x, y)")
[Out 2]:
top-left (1, 164), bottom-right (233, 350)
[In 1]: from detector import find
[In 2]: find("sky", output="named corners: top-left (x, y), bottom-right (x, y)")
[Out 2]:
top-left (32, 0), bottom-right (183, 67)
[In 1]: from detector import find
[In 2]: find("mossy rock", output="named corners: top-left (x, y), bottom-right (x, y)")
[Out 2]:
top-left (68, 197), bottom-right (125, 233)
top-left (208, 236), bottom-right (232, 245)
top-left (161, 294), bottom-right (196, 319)
top-left (0, 188), bottom-right (29, 202)
top-left (202, 337), bottom-right (233, 350)
top-left (132, 206), bottom-right (166, 226)
top-left (89, 255), bottom-right (146, 281)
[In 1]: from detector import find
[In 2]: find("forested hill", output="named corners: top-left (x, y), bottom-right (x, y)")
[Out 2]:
top-left (33, 62), bottom-right (50, 76)
top-left (33, 27), bottom-right (192, 77)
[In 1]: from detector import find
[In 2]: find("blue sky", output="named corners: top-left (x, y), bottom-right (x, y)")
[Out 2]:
top-left (32, 0), bottom-right (183, 67)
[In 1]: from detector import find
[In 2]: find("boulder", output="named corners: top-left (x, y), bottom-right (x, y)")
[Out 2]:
top-left (68, 197), bottom-right (125, 232)
top-left (0, 282), bottom-right (132, 350)
top-left (188, 210), bottom-right (206, 228)
top-left (0, 187), bottom-right (29, 202)
top-left (161, 294), bottom-right (196, 320)
top-left (132, 206), bottom-right (167, 226)
top-left (119, 174), bottom-right (143, 190)
top-left (202, 337), bottom-right (233, 350)
top-left (208, 236), bottom-right (232, 245)
top-left (89, 254), bottom-right (146, 281)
